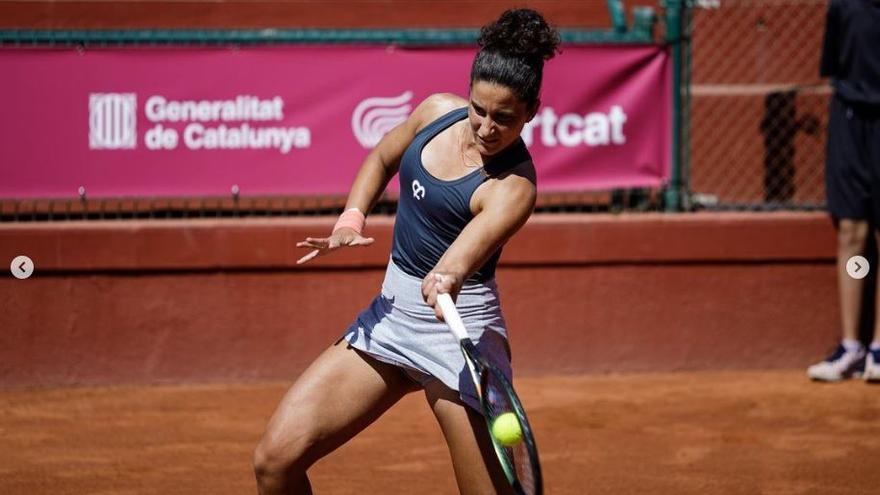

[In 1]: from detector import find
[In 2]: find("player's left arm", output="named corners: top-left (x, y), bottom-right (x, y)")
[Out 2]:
top-left (421, 163), bottom-right (536, 318)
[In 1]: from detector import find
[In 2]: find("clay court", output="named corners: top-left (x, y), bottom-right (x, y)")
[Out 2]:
top-left (2, 371), bottom-right (878, 494)
top-left (1, 212), bottom-right (877, 493)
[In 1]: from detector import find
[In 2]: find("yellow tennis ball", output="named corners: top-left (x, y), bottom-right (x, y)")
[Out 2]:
top-left (491, 412), bottom-right (523, 446)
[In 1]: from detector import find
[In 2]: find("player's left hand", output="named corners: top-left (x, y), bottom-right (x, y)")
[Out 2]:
top-left (295, 227), bottom-right (374, 264)
top-left (422, 272), bottom-right (461, 321)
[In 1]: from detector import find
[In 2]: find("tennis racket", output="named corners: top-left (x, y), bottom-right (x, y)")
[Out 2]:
top-left (436, 293), bottom-right (542, 495)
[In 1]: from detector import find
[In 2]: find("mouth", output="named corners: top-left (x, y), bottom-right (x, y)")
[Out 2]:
top-left (477, 136), bottom-right (499, 147)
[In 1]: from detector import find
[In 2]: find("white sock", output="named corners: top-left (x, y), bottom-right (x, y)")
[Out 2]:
top-left (869, 342), bottom-right (880, 352)
top-left (842, 339), bottom-right (863, 353)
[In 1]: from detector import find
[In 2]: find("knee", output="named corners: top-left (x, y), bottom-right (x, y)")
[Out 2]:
top-left (252, 439), bottom-right (281, 484)
top-left (838, 221), bottom-right (868, 251)
top-left (253, 429), bottom-right (318, 487)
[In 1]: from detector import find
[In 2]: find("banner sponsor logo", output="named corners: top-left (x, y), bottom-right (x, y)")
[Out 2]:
top-left (523, 106), bottom-right (628, 148)
top-left (142, 94), bottom-right (310, 154)
top-left (351, 91), bottom-right (413, 148)
top-left (350, 97), bottom-right (630, 150)
top-left (90, 94), bottom-right (311, 154)
top-left (89, 93), bottom-right (137, 150)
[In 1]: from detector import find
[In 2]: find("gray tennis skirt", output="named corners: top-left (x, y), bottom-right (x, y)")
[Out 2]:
top-left (342, 258), bottom-right (513, 413)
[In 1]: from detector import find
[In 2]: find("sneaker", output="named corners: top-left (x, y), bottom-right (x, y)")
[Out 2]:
top-left (864, 348), bottom-right (880, 383)
top-left (807, 345), bottom-right (865, 382)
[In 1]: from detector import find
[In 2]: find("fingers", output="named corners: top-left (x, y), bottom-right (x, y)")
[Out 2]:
top-left (433, 274), bottom-right (451, 321)
top-left (434, 274), bottom-right (456, 296)
top-left (295, 234), bottom-right (374, 266)
top-left (431, 273), bottom-right (446, 322)
top-left (296, 237), bottom-right (329, 249)
top-left (350, 237), bottom-right (375, 246)
top-left (421, 272), bottom-right (438, 303)
top-left (295, 236), bottom-right (329, 265)
top-left (297, 234), bottom-right (374, 250)
top-left (423, 273), bottom-right (458, 321)
top-left (296, 249), bottom-right (320, 265)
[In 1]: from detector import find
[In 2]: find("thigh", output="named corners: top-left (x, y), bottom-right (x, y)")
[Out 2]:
top-left (424, 379), bottom-right (514, 495)
top-left (259, 339), bottom-right (420, 468)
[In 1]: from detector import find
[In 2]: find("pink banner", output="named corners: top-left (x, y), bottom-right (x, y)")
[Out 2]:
top-left (0, 45), bottom-right (670, 199)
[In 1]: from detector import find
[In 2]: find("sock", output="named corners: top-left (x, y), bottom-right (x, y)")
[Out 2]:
top-left (869, 342), bottom-right (880, 352)
top-left (842, 339), bottom-right (863, 353)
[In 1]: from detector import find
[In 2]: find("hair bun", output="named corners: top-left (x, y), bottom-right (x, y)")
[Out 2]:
top-left (478, 9), bottom-right (561, 64)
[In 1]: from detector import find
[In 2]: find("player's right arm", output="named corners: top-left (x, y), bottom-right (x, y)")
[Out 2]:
top-left (296, 94), bottom-right (463, 264)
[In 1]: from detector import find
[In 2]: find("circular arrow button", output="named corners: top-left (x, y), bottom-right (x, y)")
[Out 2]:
top-left (10, 255), bottom-right (34, 280)
top-left (846, 255), bottom-right (869, 280)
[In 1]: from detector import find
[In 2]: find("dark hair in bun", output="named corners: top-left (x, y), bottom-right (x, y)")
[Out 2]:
top-left (471, 9), bottom-right (561, 107)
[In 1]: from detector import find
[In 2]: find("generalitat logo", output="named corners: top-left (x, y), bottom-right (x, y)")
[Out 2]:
top-left (89, 93), bottom-right (137, 149)
top-left (351, 91), bottom-right (413, 148)
top-left (87, 93), bottom-right (310, 154)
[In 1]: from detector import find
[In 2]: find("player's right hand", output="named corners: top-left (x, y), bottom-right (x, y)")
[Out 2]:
top-left (295, 227), bottom-right (374, 264)
top-left (421, 272), bottom-right (462, 322)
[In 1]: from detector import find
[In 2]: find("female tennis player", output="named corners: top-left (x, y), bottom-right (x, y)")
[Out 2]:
top-left (254, 9), bottom-right (559, 494)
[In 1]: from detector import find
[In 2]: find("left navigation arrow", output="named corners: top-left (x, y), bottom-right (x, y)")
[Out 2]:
top-left (10, 255), bottom-right (34, 279)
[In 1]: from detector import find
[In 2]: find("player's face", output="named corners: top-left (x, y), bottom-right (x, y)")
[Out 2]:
top-left (467, 80), bottom-right (536, 156)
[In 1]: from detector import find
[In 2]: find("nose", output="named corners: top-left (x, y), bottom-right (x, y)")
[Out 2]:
top-left (478, 118), bottom-right (497, 139)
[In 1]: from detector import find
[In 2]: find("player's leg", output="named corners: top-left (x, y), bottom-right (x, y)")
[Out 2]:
top-left (423, 378), bottom-right (514, 495)
top-left (253, 340), bottom-right (420, 495)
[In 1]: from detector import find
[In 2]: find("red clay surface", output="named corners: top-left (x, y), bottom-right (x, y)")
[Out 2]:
top-left (2, 370), bottom-right (879, 494)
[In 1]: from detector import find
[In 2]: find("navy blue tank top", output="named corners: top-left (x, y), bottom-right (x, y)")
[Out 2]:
top-left (391, 107), bottom-right (531, 283)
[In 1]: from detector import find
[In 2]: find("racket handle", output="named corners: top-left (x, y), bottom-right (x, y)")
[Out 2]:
top-left (437, 293), bottom-right (469, 341)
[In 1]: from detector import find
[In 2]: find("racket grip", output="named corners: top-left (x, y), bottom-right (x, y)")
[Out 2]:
top-left (437, 293), bottom-right (469, 341)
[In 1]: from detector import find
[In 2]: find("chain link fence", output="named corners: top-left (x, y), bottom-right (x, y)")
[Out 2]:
top-left (687, 0), bottom-right (830, 210)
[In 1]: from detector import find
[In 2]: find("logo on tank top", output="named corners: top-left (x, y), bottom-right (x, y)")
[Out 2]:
top-left (351, 91), bottom-right (413, 148)
top-left (412, 179), bottom-right (426, 200)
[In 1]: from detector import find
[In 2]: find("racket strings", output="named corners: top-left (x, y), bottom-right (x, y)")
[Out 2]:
top-left (483, 372), bottom-right (538, 495)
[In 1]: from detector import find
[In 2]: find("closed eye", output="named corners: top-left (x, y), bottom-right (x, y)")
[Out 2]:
top-left (471, 101), bottom-right (515, 125)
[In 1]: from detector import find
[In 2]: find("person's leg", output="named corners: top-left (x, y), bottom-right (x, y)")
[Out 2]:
top-left (810, 94), bottom-right (871, 381)
top-left (253, 340), bottom-right (420, 495)
top-left (866, 117), bottom-right (880, 382)
top-left (808, 219), bottom-right (869, 381)
top-left (868, 252), bottom-right (880, 381)
top-left (423, 379), bottom-right (514, 495)
top-left (837, 219), bottom-right (870, 341)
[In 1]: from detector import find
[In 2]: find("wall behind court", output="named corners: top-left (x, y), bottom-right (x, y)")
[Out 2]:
top-left (0, 213), bottom-right (840, 387)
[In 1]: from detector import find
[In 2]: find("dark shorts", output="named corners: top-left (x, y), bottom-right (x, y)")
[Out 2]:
top-left (825, 95), bottom-right (880, 221)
